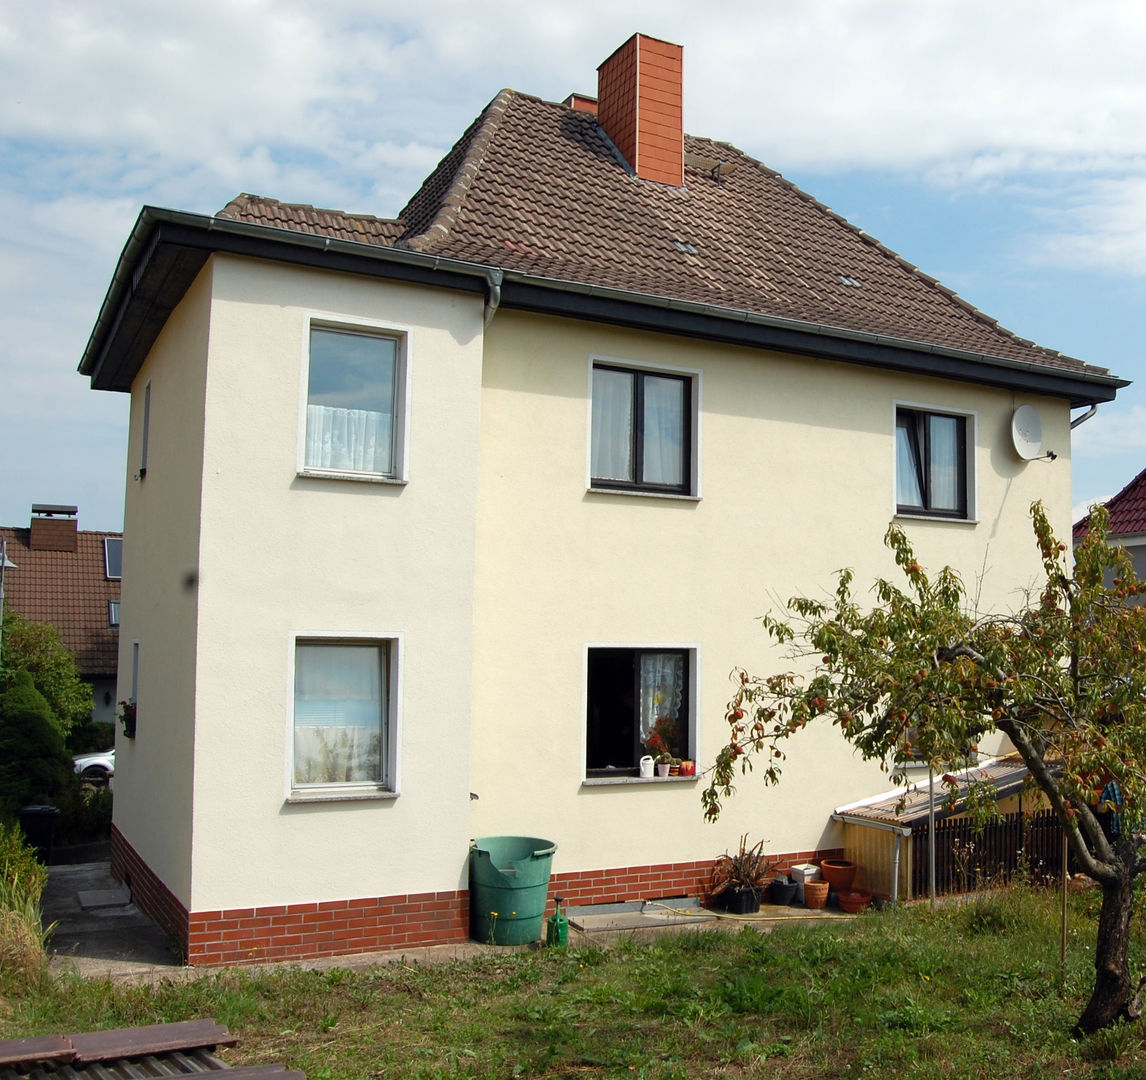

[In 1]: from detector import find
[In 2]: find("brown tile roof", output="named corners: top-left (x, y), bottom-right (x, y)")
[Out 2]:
top-left (1074, 465), bottom-right (1146, 540)
top-left (219, 89), bottom-right (1104, 378)
top-left (0, 525), bottom-right (120, 678)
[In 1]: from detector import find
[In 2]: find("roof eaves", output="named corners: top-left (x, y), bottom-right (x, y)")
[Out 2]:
top-left (80, 209), bottom-right (1127, 406)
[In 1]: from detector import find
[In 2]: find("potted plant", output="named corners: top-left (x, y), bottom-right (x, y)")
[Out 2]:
top-left (118, 699), bottom-right (137, 740)
top-left (709, 834), bottom-right (772, 914)
top-left (655, 752), bottom-right (672, 778)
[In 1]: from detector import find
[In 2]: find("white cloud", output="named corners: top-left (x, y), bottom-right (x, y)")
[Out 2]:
top-left (1072, 405), bottom-right (1146, 456)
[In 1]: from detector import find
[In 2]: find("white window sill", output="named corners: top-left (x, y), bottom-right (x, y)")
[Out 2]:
top-left (894, 512), bottom-right (978, 525)
top-left (582, 775), bottom-right (699, 787)
top-left (587, 487), bottom-right (701, 502)
top-left (286, 786), bottom-right (398, 804)
top-left (298, 468), bottom-right (407, 486)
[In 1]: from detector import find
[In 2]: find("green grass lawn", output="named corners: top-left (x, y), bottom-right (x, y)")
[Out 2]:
top-left (5, 882), bottom-right (1146, 1079)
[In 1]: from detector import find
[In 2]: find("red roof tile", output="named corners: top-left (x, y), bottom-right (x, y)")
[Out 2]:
top-left (218, 89), bottom-right (1104, 378)
top-left (1074, 466), bottom-right (1146, 541)
top-left (0, 526), bottom-right (120, 678)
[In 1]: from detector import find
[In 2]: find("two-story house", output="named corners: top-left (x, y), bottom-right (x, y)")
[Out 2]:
top-left (79, 34), bottom-right (1125, 965)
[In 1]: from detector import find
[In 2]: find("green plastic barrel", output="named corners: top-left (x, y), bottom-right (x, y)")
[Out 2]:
top-left (470, 836), bottom-right (557, 945)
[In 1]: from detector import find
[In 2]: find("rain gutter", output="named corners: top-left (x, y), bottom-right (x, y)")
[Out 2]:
top-left (80, 208), bottom-right (1129, 409)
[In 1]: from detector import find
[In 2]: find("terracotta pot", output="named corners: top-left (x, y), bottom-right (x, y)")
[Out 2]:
top-left (803, 880), bottom-right (830, 909)
top-left (819, 859), bottom-right (857, 891)
top-left (837, 889), bottom-right (873, 914)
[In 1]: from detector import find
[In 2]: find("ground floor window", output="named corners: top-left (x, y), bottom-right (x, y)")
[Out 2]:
top-left (293, 640), bottom-right (392, 789)
top-left (586, 648), bottom-right (690, 775)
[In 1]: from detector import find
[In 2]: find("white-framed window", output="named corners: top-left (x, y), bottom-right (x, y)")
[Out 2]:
top-left (289, 636), bottom-right (399, 798)
top-left (895, 405), bottom-right (972, 520)
top-left (108, 601), bottom-right (120, 627)
top-left (300, 321), bottom-right (407, 481)
top-left (104, 538), bottom-right (123, 580)
top-left (590, 360), bottom-right (697, 495)
top-left (585, 646), bottom-right (696, 777)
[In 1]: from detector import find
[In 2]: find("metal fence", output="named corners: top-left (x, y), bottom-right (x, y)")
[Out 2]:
top-left (910, 809), bottom-right (1063, 897)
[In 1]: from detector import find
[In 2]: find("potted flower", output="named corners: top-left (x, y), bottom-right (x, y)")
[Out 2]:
top-left (709, 834), bottom-right (772, 914)
top-left (118, 699), bottom-right (137, 740)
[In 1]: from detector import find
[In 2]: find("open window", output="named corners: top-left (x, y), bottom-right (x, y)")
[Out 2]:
top-left (586, 647), bottom-right (692, 776)
top-left (895, 406), bottom-right (970, 519)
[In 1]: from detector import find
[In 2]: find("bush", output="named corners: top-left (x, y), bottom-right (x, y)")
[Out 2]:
top-left (0, 820), bottom-right (50, 992)
top-left (0, 670), bottom-right (74, 816)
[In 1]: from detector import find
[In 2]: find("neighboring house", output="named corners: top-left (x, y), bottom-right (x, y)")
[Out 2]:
top-left (78, 34), bottom-right (1125, 965)
top-left (0, 505), bottom-right (122, 726)
top-left (1074, 466), bottom-right (1146, 584)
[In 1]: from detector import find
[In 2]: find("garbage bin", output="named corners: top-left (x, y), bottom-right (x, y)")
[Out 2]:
top-left (17, 805), bottom-right (61, 864)
top-left (470, 836), bottom-right (556, 945)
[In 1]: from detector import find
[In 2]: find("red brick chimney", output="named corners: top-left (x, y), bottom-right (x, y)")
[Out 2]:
top-left (29, 504), bottom-right (78, 552)
top-left (596, 34), bottom-right (683, 187)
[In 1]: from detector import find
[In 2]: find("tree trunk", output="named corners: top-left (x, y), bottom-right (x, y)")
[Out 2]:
top-left (1075, 870), bottom-right (1137, 1035)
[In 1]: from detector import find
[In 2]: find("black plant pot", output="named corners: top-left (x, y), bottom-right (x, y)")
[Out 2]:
top-left (723, 886), bottom-right (761, 914)
top-left (769, 877), bottom-right (798, 905)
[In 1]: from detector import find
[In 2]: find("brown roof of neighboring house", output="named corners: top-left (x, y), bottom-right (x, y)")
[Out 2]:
top-left (219, 88), bottom-right (1105, 378)
top-left (1074, 465), bottom-right (1146, 541)
top-left (0, 525), bottom-right (120, 679)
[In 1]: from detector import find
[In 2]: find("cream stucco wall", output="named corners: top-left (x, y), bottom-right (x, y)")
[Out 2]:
top-left (185, 256), bottom-right (485, 911)
top-left (467, 312), bottom-right (1073, 876)
top-left (117, 256), bottom-right (1079, 915)
top-left (115, 263), bottom-right (213, 906)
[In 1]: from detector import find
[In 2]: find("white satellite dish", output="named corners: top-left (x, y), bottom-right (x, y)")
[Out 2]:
top-left (1011, 405), bottom-right (1043, 460)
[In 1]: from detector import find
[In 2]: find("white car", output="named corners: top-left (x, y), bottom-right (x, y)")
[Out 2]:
top-left (73, 748), bottom-right (116, 785)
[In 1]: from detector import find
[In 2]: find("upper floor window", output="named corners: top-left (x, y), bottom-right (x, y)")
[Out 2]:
top-left (104, 538), bottom-right (123, 580)
top-left (108, 601), bottom-right (120, 628)
top-left (304, 326), bottom-right (402, 479)
top-left (591, 364), bottom-right (692, 495)
top-left (895, 407), bottom-right (968, 519)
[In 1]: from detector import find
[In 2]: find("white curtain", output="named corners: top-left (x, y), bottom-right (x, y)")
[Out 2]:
top-left (638, 652), bottom-right (685, 748)
top-left (895, 417), bottom-right (924, 507)
top-left (294, 644), bottom-right (385, 784)
top-left (306, 405), bottom-right (392, 474)
top-left (642, 376), bottom-right (684, 486)
top-left (591, 369), bottom-right (633, 480)
top-left (928, 414), bottom-right (959, 511)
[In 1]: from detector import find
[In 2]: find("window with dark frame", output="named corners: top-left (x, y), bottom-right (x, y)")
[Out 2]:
top-left (591, 364), bottom-right (691, 494)
top-left (104, 538), bottom-right (123, 580)
top-left (586, 647), bottom-right (690, 776)
top-left (895, 407), bottom-right (968, 518)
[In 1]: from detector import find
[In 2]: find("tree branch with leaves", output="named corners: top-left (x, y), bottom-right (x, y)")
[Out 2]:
top-left (703, 502), bottom-right (1146, 1034)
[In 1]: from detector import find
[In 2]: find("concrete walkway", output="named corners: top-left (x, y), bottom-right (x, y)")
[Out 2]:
top-left (43, 861), bottom-right (855, 985)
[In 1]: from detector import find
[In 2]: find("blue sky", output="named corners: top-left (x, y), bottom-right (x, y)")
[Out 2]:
top-left (2, 0), bottom-right (1145, 532)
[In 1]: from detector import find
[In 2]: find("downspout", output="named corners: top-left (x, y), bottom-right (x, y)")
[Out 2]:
top-left (484, 269), bottom-right (503, 326)
top-left (1070, 404), bottom-right (1098, 429)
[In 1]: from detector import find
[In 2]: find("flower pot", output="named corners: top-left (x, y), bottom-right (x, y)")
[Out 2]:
top-left (837, 889), bottom-right (873, 914)
top-left (723, 887), bottom-right (761, 914)
top-left (802, 880), bottom-right (830, 909)
top-left (680, 760), bottom-right (696, 777)
top-left (819, 859), bottom-right (857, 891)
top-left (656, 763), bottom-right (670, 777)
top-left (669, 765), bottom-right (680, 776)
top-left (769, 876), bottom-right (798, 905)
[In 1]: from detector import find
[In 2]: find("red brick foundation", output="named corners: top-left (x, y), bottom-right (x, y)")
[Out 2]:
top-left (111, 826), bottom-right (841, 966)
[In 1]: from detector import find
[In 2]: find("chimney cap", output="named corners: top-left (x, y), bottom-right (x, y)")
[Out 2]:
top-left (32, 504), bottom-right (78, 517)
